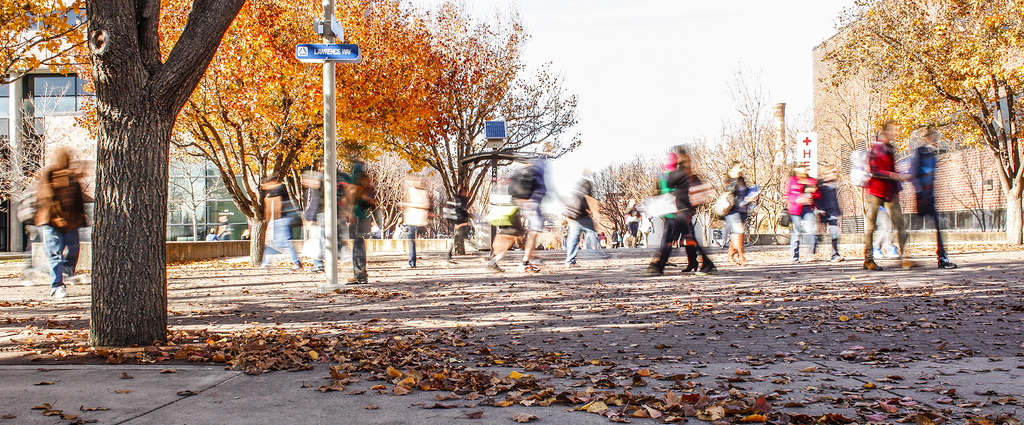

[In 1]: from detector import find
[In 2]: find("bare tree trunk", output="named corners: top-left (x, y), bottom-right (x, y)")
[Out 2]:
top-left (249, 218), bottom-right (268, 266)
top-left (1004, 180), bottom-right (1023, 245)
top-left (91, 111), bottom-right (172, 347)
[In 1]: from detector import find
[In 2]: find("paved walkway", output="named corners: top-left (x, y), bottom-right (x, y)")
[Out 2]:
top-left (1, 243), bottom-right (1022, 424)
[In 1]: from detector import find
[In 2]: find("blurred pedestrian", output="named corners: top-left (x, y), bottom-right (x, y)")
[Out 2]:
top-left (863, 120), bottom-right (910, 271)
top-left (564, 170), bottom-right (606, 266)
top-left (624, 202), bottom-right (640, 248)
top-left (216, 213), bottom-right (233, 240)
top-left (909, 129), bottom-right (957, 269)
top-left (507, 157), bottom-right (547, 273)
top-left (445, 185), bottom-right (471, 262)
top-left (261, 175), bottom-right (301, 271)
top-left (35, 147), bottom-right (87, 298)
top-left (341, 161), bottom-right (375, 284)
top-left (647, 147), bottom-right (716, 276)
top-left (403, 178), bottom-right (430, 268)
top-left (723, 161), bottom-right (753, 265)
top-left (638, 214), bottom-right (652, 248)
top-left (205, 228), bottom-right (218, 241)
top-left (786, 164), bottom-right (819, 263)
top-left (816, 165), bottom-right (844, 262)
top-left (301, 170), bottom-right (327, 273)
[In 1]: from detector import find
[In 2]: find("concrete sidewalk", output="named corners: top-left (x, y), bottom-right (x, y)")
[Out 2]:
top-left (3, 357), bottom-right (1021, 425)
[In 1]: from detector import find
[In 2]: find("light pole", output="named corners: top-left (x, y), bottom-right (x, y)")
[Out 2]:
top-left (321, 0), bottom-right (339, 291)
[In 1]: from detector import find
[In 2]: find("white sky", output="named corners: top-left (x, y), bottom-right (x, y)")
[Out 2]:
top-left (409, 0), bottom-right (852, 196)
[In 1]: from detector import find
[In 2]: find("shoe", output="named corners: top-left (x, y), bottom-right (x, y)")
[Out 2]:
top-left (938, 258), bottom-right (958, 269)
top-left (345, 277), bottom-right (367, 285)
top-left (521, 262), bottom-right (540, 273)
top-left (402, 264), bottom-right (415, 269)
top-left (791, 258), bottom-right (800, 263)
top-left (645, 265), bottom-right (663, 276)
top-left (486, 262), bottom-right (504, 273)
top-left (863, 260), bottom-right (883, 271)
top-left (902, 260), bottom-right (916, 269)
top-left (830, 256), bottom-right (845, 263)
top-left (695, 264), bottom-right (717, 276)
top-left (51, 285), bottom-right (68, 298)
top-left (291, 265), bottom-right (303, 272)
top-left (872, 248), bottom-right (884, 259)
top-left (311, 267), bottom-right (325, 273)
top-left (884, 245), bottom-right (901, 258)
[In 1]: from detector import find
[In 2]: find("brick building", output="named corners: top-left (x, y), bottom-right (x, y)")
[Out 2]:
top-left (811, 33), bottom-right (1007, 234)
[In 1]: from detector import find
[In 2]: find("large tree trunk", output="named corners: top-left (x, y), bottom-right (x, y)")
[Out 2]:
top-left (87, 0), bottom-right (245, 347)
top-left (91, 111), bottom-right (173, 347)
top-left (248, 218), bottom-right (268, 266)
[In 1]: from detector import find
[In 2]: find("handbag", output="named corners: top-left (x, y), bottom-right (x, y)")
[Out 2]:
top-left (645, 193), bottom-right (677, 217)
top-left (688, 182), bottom-right (712, 206)
top-left (712, 192), bottom-right (735, 217)
top-left (301, 224), bottom-right (323, 259)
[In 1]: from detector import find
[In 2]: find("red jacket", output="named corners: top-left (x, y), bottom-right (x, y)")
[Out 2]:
top-left (786, 176), bottom-right (819, 215)
top-left (866, 139), bottom-right (900, 201)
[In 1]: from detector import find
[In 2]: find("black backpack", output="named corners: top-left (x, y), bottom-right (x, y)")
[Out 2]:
top-left (508, 167), bottom-right (536, 200)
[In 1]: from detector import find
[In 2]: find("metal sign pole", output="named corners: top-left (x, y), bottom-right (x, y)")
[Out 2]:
top-left (322, 0), bottom-right (340, 291)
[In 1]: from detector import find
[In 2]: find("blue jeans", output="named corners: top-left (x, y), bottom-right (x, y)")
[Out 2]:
top-left (41, 225), bottom-right (79, 289)
top-left (823, 216), bottom-right (841, 258)
top-left (263, 217), bottom-right (301, 267)
top-left (407, 226), bottom-right (419, 267)
top-left (789, 211), bottom-right (817, 260)
top-left (565, 216), bottom-right (602, 264)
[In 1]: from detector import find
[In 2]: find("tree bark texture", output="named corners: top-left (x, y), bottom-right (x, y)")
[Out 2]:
top-left (248, 218), bottom-right (268, 267)
top-left (87, 0), bottom-right (244, 347)
top-left (1003, 179), bottom-right (1023, 245)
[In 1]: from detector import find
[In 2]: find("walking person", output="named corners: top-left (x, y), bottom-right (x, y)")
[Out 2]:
top-left (564, 170), bottom-right (606, 266)
top-left (723, 161), bottom-right (754, 265)
top-left (261, 175), bottom-right (302, 271)
top-left (35, 147), bottom-right (88, 298)
top-left (445, 185), bottom-right (471, 262)
top-left (816, 165), bottom-right (845, 262)
top-left (403, 178), bottom-right (430, 268)
top-left (341, 162), bottom-right (375, 284)
top-left (786, 164), bottom-right (819, 263)
top-left (909, 129), bottom-right (957, 269)
top-left (508, 157), bottom-right (547, 273)
top-left (215, 213), bottom-right (233, 240)
top-left (863, 120), bottom-right (911, 271)
top-left (302, 170), bottom-right (327, 273)
top-left (647, 147), bottom-right (716, 276)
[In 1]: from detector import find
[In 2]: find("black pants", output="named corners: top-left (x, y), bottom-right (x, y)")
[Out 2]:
top-left (918, 196), bottom-right (947, 260)
top-left (654, 214), bottom-right (712, 271)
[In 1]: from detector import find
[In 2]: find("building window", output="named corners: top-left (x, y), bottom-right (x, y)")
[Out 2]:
top-left (0, 83), bottom-right (9, 120)
top-left (23, 74), bottom-right (93, 117)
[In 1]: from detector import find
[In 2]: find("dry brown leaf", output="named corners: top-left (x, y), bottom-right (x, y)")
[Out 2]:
top-left (465, 411), bottom-right (483, 419)
top-left (386, 366), bottom-right (401, 378)
top-left (365, 405), bottom-right (378, 410)
top-left (34, 382), bottom-right (53, 385)
top-left (393, 386), bottom-right (411, 396)
top-left (318, 381), bottom-right (346, 393)
top-left (32, 404), bottom-right (52, 410)
top-left (493, 400), bottom-right (514, 407)
top-left (114, 390), bottom-right (131, 394)
top-left (511, 412), bottom-right (538, 423)
top-left (1, 414), bottom-right (16, 419)
top-left (79, 406), bottom-right (110, 412)
top-left (160, 369), bottom-right (176, 374)
top-left (42, 409), bottom-right (63, 416)
top-left (120, 372), bottom-right (134, 379)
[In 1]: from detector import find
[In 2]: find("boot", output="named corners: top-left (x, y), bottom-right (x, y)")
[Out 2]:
top-left (727, 238), bottom-right (738, 265)
top-left (733, 235), bottom-right (747, 266)
top-left (683, 245), bottom-right (699, 272)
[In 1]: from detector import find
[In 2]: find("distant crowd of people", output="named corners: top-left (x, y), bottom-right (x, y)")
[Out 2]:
top-left (23, 120), bottom-right (959, 297)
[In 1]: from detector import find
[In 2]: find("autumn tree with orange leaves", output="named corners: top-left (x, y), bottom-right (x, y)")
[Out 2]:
top-left (1, 0), bottom-right (86, 84)
top-left (167, 0), bottom-right (325, 265)
top-left (347, 3), bottom-right (580, 205)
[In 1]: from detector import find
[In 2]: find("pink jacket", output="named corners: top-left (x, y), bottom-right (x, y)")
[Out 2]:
top-left (786, 176), bottom-right (819, 215)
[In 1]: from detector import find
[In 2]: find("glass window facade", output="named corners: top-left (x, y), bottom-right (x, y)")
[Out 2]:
top-left (167, 161), bottom-right (247, 241)
top-left (23, 74), bottom-right (93, 117)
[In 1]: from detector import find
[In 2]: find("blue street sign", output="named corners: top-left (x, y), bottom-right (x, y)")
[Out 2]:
top-left (295, 44), bottom-right (361, 63)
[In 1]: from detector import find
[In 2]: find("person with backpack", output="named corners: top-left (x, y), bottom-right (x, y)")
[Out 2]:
top-left (564, 170), bottom-right (606, 266)
top-left (261, 175), bottom-right (302, 271)
top-left (863, 120), bottom-right (911, 271)
top-left (909, 129), bottom-right (957, 269)
top-left (647, 146), bottom-right (716, 276)
top-left (816, 165), bottom-right (844, 262)
top-left (35, 147), bottom-right (88, 298)
top-left (341, 161), bottom-right (376, 284)
top-left (507, 157), bottom-right (547, 273)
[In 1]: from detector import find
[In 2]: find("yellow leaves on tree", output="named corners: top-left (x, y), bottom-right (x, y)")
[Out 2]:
top-left (0, 0), bottom-right (86, 83)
